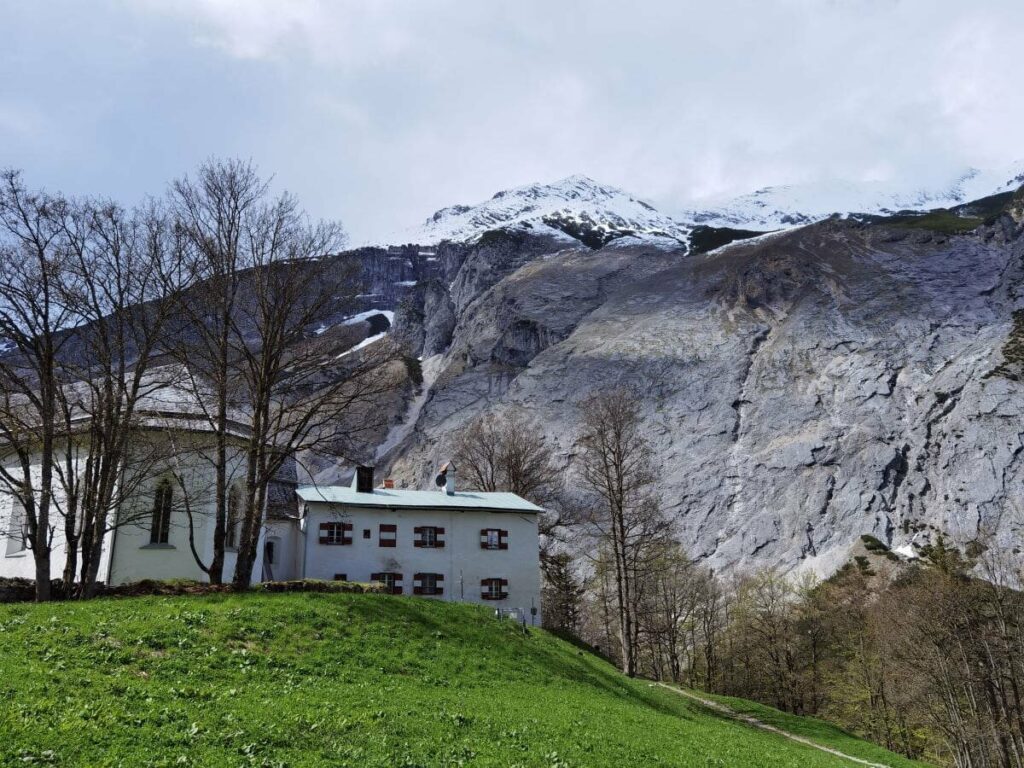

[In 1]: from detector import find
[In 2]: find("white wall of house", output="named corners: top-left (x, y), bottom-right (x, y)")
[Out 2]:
top-left (264, 518), bottom-right (302, 582)
top-left (0, 435), bottom-right (265, 587)
top-left (299, 501), bottom-right (542, 621)
top-left (0, 490), bottom-right (72, 581)
top-left (106, 444), bottom-right (260, 586)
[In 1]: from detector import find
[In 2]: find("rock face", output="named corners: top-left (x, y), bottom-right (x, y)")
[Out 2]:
top-left (380, 204), bottom-right (1024, 576)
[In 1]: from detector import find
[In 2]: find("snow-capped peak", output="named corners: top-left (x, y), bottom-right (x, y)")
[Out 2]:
top-left (375, 162), bottom-right (1024, 249)
top-left (385, 175), bottom-right (692, 249)
top-left (678, 161), bottom-right (1024, 230)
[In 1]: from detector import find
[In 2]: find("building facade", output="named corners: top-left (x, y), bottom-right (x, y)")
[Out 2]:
top-left (0, 433), bottom-right (262, 587)
top-left (272, 469), bottom-right (543, 621)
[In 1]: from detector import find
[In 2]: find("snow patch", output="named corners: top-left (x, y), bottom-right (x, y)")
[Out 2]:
top-left (893, 544), bottom-right (919, 560)
top-left (336, 331), bottom-right (387, 358)
top-left (343, 309), bottom-right (394, 326)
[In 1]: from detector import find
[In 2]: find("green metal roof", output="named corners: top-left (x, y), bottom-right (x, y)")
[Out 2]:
top-left (296, 485), bottom-right (542, 514)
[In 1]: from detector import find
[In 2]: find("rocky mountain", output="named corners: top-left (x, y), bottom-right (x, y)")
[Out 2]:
top-left (341, 177), bottom-right (1024, 578)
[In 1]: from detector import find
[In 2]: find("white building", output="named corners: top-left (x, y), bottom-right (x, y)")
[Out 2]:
top-left (1, 390), bottom-right (544, 619)
top-left (268, 466), bottom-right (544, 622)
top-left (0, 365), bottom-right (264, 587)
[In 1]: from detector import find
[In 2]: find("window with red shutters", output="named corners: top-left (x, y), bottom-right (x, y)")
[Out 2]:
top-left (480, 578), bottom-right (509, 600)
top-left (370, 572), bottom-right (403, 595)
top-left (413, 526), bottom-right (444, 548)
top-left (379, 523), bottom-right (397, 547)
top-left (413, 572), bottom-right (444, 596)
top-left (480, 528), bottom-right (509, 550)
top-left (318, 521), bottom-right (352, 545)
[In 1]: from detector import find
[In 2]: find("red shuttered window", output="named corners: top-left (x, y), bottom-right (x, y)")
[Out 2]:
top-left (480, 578), bottom-right (509, 600)
top-left (370, 572), bottom-right (403, 595)
top-left (379, 523), bottom-right (397, 547)
top-left (479, 528), bottom-right (508, 550)
top-left (413, 526), bottom-right (445, 548)
top-left (318, 521), bottom-right (352, 545)
top-left (412, 572), bottom-right (444, 596)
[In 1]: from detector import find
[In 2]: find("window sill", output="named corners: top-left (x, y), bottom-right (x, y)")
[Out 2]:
top-left (139, 543), bottom-right (176, 550)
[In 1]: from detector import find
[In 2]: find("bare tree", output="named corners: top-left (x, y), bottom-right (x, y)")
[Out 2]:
top-left (453, 410), bottom-right (560, 500)
top-left (452, 410), bottom-right (571, 569)
top-left (167, 159), bottom-right (401, 588)
top-left (166, 159), bottom-right (262, 584)
top-left (51, 197), bottom-right (185, 596)
top-left (576, 386), bottom-right (669, 676)
top-left (0, 171), bottom-right (79, 601)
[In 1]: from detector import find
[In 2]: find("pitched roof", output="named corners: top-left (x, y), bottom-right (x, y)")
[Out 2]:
top-left (295, 485), bottom-right (542, 514)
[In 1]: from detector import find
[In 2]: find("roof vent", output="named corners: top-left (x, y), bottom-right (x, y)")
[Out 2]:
top-left (355, 466), bottom-right (375, 494)
top-left (434, 461), bottom-right (456, 496)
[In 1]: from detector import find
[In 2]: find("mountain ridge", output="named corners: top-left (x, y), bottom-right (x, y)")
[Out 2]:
top-left (378, 162), bottom-right (1024, 249)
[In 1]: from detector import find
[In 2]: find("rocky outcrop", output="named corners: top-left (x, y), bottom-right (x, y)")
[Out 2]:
top-left (392, 279), bottom-right (457, 357)
top-left (378, 206), bottom-right (1024, 576)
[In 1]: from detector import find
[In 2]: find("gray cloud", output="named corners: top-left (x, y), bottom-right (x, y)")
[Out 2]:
top-left (2, 0), bottom-right (1022, 242)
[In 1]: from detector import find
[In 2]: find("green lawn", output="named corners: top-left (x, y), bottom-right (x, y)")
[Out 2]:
top-left (0, 592), bottom-right (928, 767)
top-left (695, 691), bottom-right (928, 768)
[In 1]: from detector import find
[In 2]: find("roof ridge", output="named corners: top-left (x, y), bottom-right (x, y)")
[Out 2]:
top-left (295, 484), bottom-right (542, 513)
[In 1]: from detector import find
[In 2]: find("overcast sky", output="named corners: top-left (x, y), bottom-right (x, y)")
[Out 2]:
top-left (2, 1), bottom-right (1022, 243)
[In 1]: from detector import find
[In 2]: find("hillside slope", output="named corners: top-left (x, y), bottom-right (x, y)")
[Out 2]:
top-left (0, 592), bottom-right (926, 767)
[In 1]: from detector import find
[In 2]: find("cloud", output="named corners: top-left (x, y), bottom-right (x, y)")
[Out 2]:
top-left (136, 0), bottom-right (423, 65)
top-left (2, 0), bottom-right (1022, 241)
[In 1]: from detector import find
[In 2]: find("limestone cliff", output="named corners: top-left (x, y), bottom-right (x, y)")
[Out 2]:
top-left (377, 203), bottom-right (1024, 575)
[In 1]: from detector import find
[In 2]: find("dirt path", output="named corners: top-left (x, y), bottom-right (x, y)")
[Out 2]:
top-left (656, 683), bottom-right (894, 768)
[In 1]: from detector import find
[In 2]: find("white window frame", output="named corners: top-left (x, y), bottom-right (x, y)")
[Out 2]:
top-left (324, 523), bottom-right (345, 545)
top-left (5, 498), bottom-right (28, 556)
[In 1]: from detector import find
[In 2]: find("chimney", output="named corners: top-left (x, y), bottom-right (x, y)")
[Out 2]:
top-left (382, 478), bottom-right (395, 489)
top-left (355, 465), bottom-right (375, 493)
